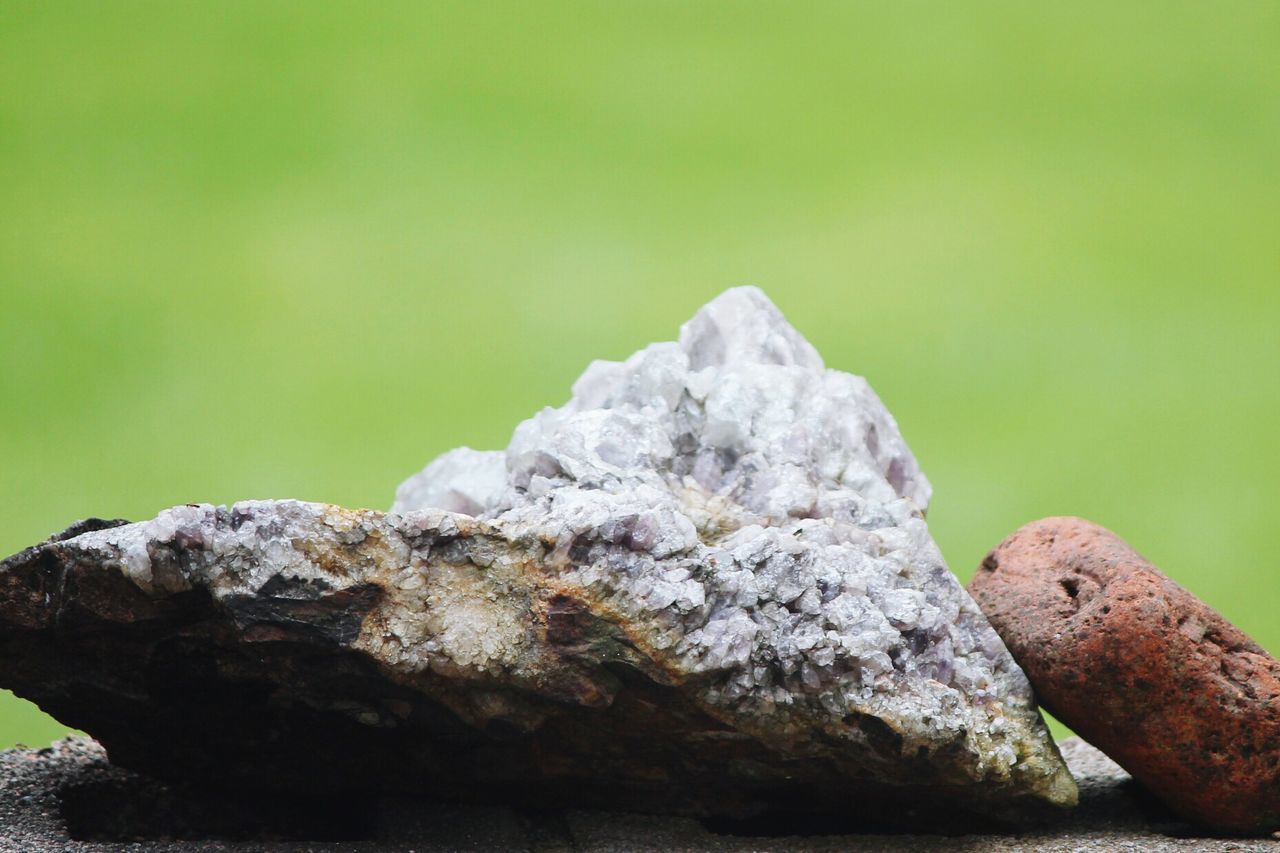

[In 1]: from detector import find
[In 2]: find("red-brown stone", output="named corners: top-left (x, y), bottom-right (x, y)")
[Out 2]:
top-left (968, 517), bottom-right (1280, 835)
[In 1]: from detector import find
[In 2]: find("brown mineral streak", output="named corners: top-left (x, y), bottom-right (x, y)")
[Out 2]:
top-left (969, 517), bottom-right (1280, 834)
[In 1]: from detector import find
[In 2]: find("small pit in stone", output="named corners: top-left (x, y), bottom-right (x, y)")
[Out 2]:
top-left (1060, 577), bottom-right (1079, 599)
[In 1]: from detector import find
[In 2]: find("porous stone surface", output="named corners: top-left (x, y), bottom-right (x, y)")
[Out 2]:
top-left (0, 736), bottom-right (1265, 852)
top-left (0, 287), bottom-right (1071, 821)
top-left (969, 517), bottom-right (1280, 834)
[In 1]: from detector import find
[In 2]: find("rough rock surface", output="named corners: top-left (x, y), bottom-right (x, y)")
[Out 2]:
top-left (0, 287), bottom-right (1071, 820)
top-left (969, 516), bottom-right (1280, 834)
top-left (0, 736), bottom-right (1266, 852)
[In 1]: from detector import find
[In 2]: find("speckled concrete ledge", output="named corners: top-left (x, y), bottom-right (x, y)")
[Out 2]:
top-left (0, 736), bottom-right (1275, 852)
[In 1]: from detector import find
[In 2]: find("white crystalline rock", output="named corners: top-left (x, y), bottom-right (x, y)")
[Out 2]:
top-left (70, 500), bottom-right (411, 599)
top-left (396, 287), bottom-right (929, 519)
top-left (394, 447), bottom-right (507, 517)
top-left (393, 287), bottom-right (1073, 803)
top-left (16, 286), bottom-right (1073, 810)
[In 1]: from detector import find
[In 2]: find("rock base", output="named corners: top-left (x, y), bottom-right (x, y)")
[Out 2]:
top-left (0, 736), bottom-right (1271, 852)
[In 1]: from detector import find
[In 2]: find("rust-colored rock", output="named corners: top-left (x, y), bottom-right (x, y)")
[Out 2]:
top-left (968, 516), bottom-right (1280, 835)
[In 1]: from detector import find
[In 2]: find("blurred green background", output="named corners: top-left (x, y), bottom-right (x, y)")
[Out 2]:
top-left (2, 2), bottom-right (1277, 747)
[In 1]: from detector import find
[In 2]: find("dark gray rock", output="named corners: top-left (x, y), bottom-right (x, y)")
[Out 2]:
top-left (0, 736), bottom-right (1273, 852)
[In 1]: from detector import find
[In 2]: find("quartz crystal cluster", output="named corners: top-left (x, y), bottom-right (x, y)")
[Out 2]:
top-left (0, 287), bottom-right (1074, 821)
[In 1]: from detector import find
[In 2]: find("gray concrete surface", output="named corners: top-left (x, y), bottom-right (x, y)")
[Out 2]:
top-left (0, 736), bottom-right (1275, 851)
